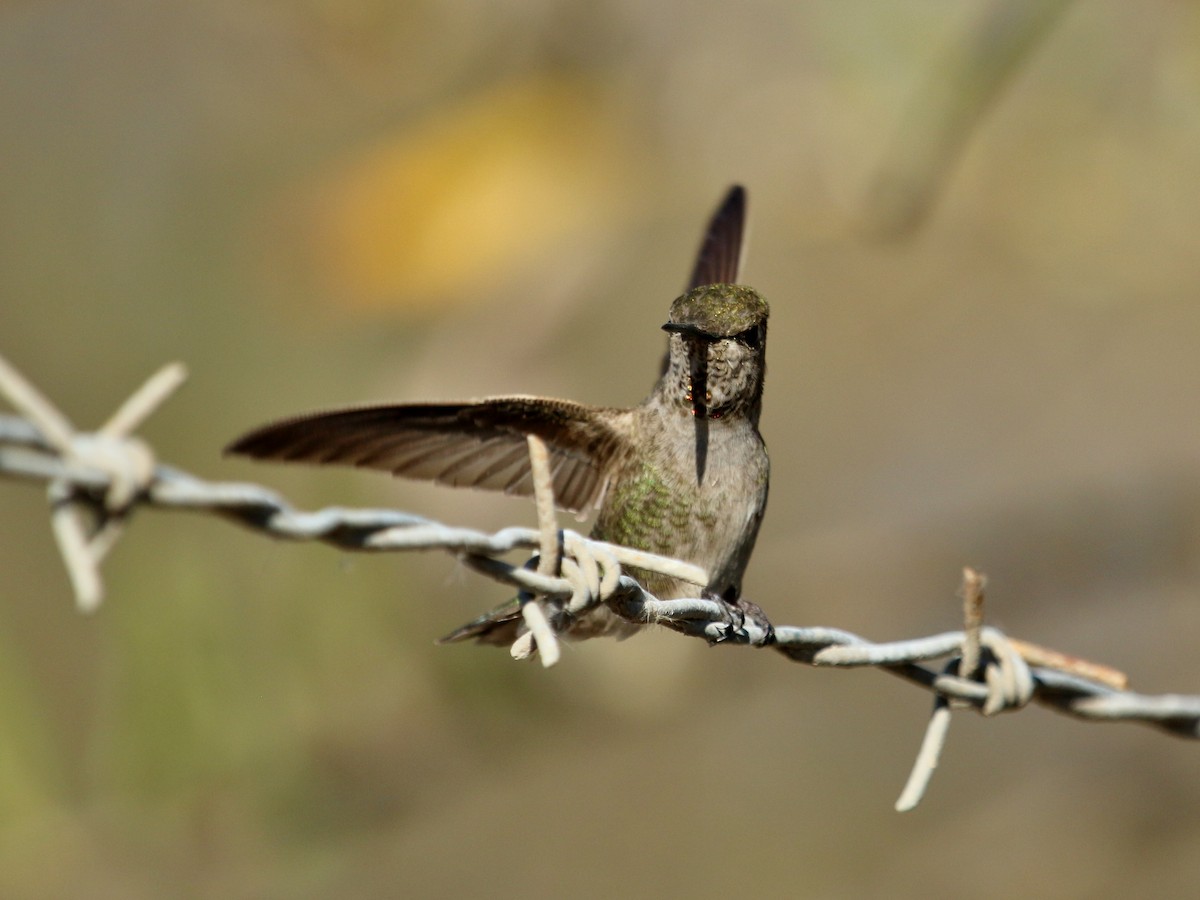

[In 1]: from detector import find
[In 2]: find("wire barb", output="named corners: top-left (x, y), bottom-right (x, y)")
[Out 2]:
top-left (2, 352), bottom-right (1199, 811)
top-left (0, 355), bottom-right (186, 611)
top-left (895, 567), bottom-right (989, 811)
top-left (895, 694), bottom-right (952, 813)
top-left (520, 434), bottom-right (562, 667)
top-left (958, 567), bottom-right (986, 682)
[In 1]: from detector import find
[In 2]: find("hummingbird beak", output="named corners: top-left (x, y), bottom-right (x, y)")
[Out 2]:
top-left (662, 322), bottom-right (713, 483)
top-left (661, 322), bottom-right (718, 341)
top-left (689, 341), bottom-right (710, 484)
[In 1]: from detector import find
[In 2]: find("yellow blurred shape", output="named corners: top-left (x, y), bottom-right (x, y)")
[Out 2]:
top-left (312, 78), bottom-right (627, 313)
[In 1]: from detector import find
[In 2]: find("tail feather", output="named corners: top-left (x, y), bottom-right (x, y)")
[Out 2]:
top-left (436, 601), bottom-right (524, 646)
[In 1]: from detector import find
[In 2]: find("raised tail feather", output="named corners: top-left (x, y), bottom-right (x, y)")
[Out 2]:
top-left (436, 601), bottom-right (524, 646)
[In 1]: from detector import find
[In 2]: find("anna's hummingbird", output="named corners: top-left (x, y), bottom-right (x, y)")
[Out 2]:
top-left (227, 186), bottom-right (771, 647)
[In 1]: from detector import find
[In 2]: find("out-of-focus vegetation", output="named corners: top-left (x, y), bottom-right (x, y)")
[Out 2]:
top-left (3, 2), bottom-right (1200, 897)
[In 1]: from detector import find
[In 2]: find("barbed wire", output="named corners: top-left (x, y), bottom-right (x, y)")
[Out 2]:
top-left (1, 352), bottom-right (1197, 811)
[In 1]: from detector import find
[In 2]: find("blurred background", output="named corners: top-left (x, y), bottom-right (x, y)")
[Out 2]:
top-left (2, 1), bottom-right (1200, 896)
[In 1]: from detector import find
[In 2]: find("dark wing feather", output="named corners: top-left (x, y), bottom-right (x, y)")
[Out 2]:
top-left (225, 398), bottom-right (628, 514)
top-left (686, 184), bottom-right (747, 289)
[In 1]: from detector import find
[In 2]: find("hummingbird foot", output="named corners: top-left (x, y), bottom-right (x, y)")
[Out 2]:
top-left (707, 592), bottom-right (774, 646)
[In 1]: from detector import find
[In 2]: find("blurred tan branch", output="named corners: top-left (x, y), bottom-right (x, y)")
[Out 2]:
top-left (2, 350), bottom-right (1197, 813)
top-left (865, 0), bottom-right (1075, 236)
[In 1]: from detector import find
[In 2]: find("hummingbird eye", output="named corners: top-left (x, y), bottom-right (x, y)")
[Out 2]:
top-left (733, 325), bottom-right (762, 350)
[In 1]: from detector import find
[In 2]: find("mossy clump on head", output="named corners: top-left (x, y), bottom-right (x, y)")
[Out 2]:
top-left (666, 284), bottom-right (769, 337)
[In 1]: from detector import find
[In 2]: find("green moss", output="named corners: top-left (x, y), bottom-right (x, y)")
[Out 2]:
top-left (667, 284), bottom-right (769, 336)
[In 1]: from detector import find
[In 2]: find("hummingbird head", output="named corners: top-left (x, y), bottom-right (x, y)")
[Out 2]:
top-left (661, 283), bottom-right (769, 422)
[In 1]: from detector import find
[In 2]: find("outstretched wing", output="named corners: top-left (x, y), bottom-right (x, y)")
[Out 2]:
top-left (226, 398), bottom-right (628, 514)
top-left (686, 184), bottom-right (747, 290)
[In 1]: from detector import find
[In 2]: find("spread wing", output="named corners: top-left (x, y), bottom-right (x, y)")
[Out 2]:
top-left (687, 184), bottom-right (746, 289)
top-left (226, 398), bottom-right (628, 514)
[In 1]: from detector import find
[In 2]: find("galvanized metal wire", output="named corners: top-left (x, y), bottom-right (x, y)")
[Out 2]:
top-left (2, 352), bottom-right (1198, 811)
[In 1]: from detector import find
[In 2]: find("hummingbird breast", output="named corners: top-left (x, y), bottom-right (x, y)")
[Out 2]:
top-left (590, 403), bottom-right (768, 603)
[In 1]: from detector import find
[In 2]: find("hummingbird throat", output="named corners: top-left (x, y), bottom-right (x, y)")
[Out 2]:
top-left (685, 349), bottom-right (720, 420)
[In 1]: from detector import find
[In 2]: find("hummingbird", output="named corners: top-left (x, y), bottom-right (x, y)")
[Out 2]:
top-left (227, 185), bottom-right (771, 648)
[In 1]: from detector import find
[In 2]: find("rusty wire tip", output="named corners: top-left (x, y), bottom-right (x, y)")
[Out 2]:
top-left (958, 567), bottom-right (987, 682)
top-left (1008, 637), bottom-right (1131, 692)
